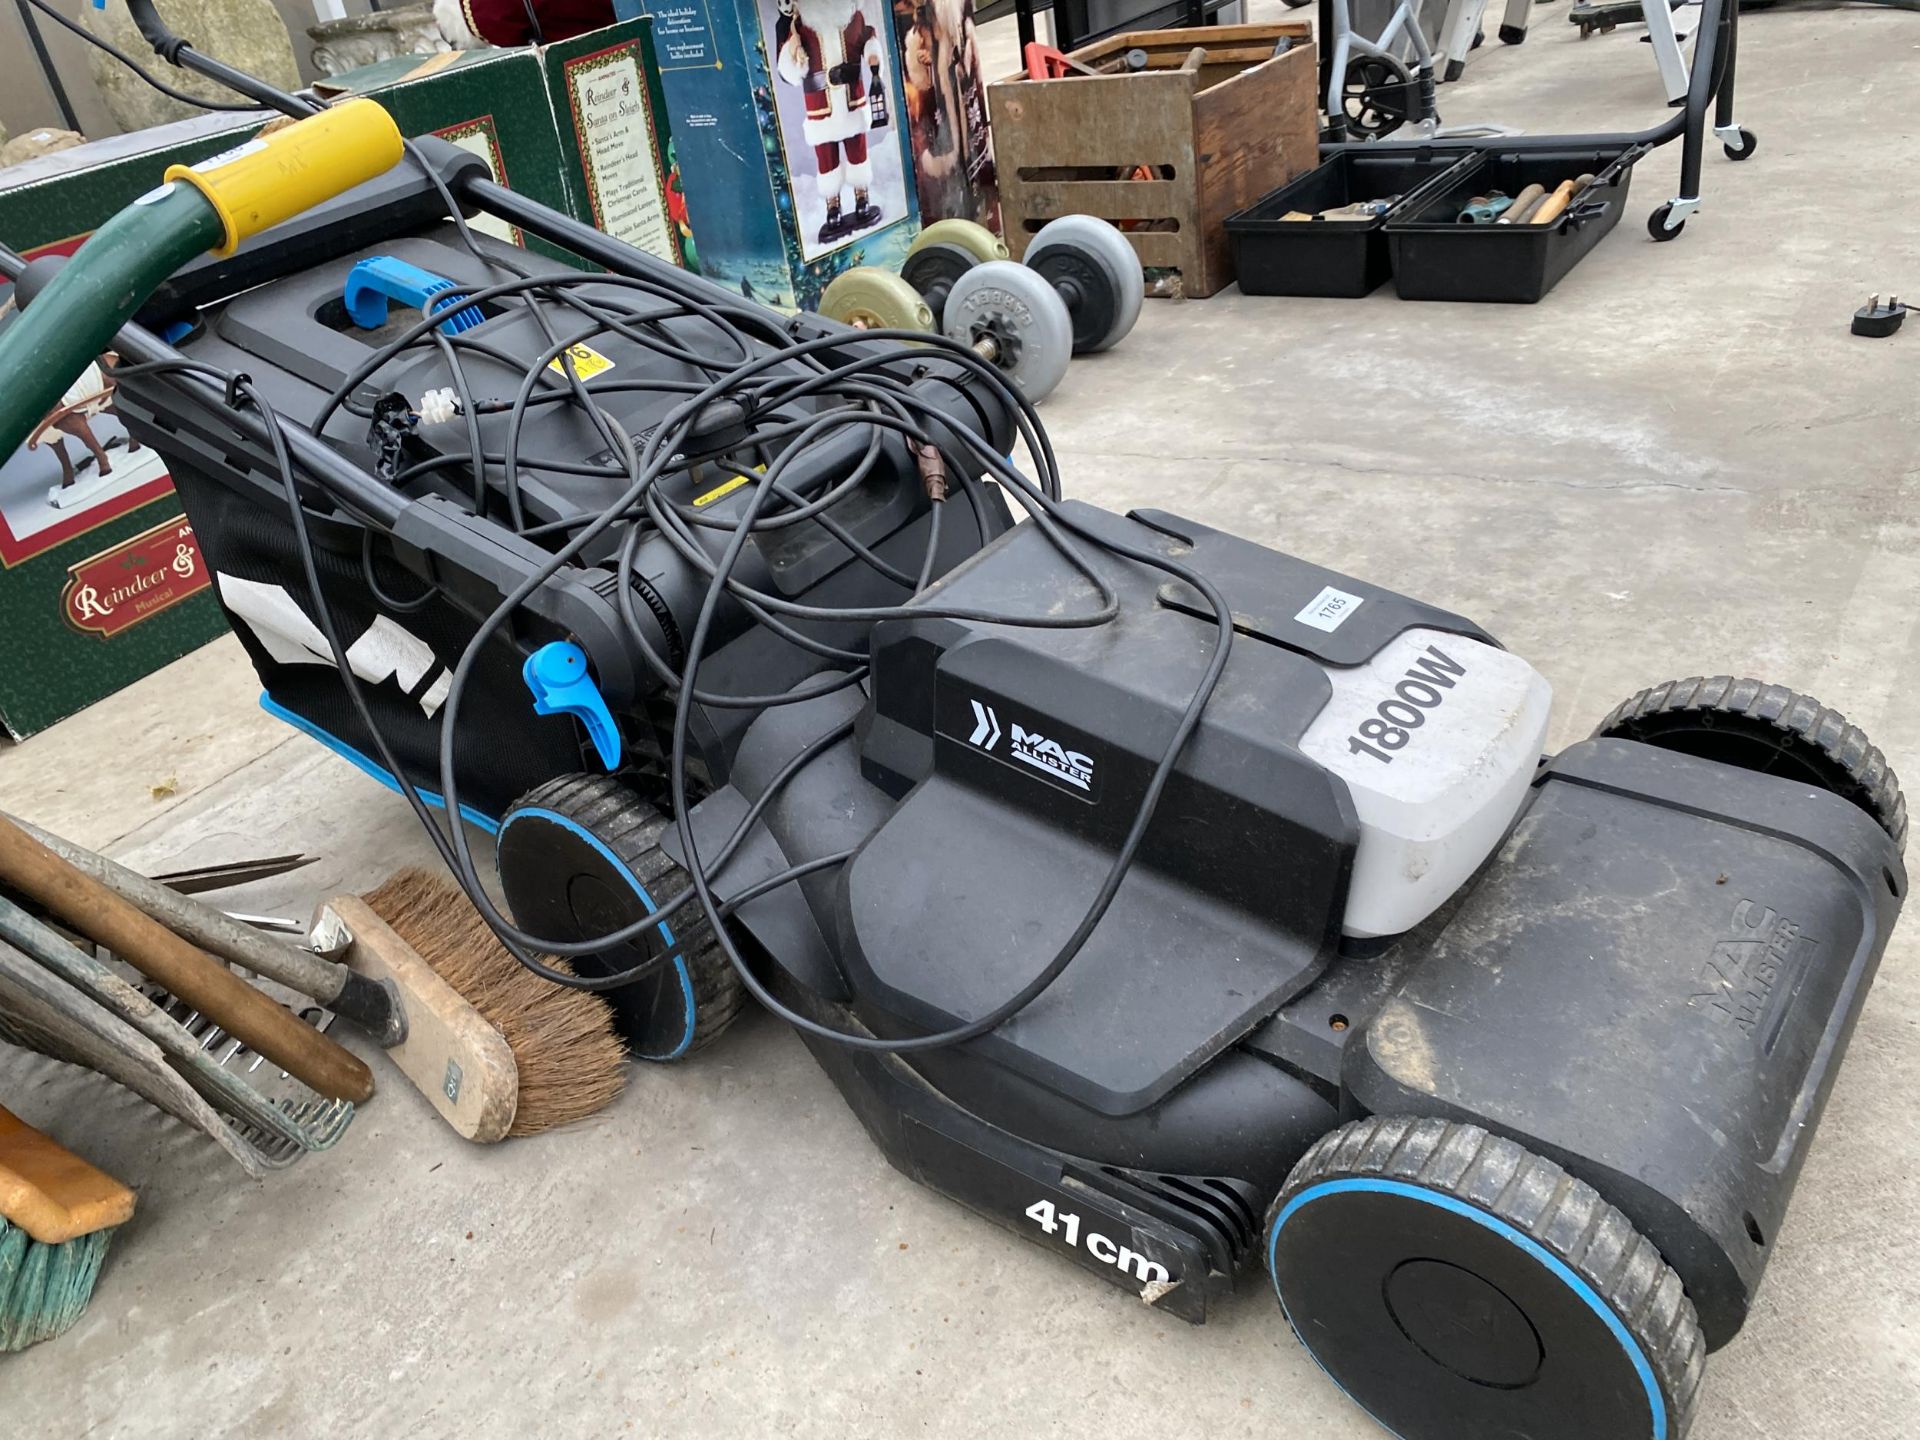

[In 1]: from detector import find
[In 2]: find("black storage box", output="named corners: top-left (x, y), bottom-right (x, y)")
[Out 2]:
top-left (1225, 149), bottom-right (1473, 298)
top-left (1384, 144), bottom-right (1646, 303)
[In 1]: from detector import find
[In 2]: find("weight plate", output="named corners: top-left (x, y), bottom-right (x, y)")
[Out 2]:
top-left (1027, 214), bottom-right (1144, 352)
top-left (900, 242), bottom-right (979, 328)
top-left (910, 218), bottom-right (1010, 265)
top-left (818, 267), bottom-right (935, 333)
top-left (941, 261), bottom-right (1073, 403)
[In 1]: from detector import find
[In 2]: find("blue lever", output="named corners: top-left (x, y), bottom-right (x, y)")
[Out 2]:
top-left (344, 256), bottom-right (484, 336)
top-left (523, 641), bottom-right (621, 771)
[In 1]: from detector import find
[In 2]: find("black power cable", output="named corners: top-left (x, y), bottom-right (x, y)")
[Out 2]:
top-left (76, 7), bottom-right (1240, 1053)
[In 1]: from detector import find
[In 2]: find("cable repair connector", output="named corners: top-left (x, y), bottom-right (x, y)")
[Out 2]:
top-left (1852, 294), bottom-right (1908, 339)
top-left (416, 387), bottom-right (461, 426)
top-left (911, 441), bottom-right (949, 503)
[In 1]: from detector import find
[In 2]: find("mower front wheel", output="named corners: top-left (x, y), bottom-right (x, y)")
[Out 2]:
top-left (1265, 1117), bottom-right (1705, 1440)
top-left (496, 775), bottom-right (747, 1060)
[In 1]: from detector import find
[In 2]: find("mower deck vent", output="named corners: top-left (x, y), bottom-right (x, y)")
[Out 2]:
top-left (1100, 1167), bottom-right (1264, 1271)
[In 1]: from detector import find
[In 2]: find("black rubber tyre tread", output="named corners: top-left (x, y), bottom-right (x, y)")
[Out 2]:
top-left (1268, 1116), bottom-right (1706, 1440)
top-left (1593, 675), bottom-right (1907, 854)
top-left (512, 774), bottom-right (747, 1052)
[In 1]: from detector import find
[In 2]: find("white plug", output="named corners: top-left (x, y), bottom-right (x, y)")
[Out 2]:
top-left (417, 387), bottom-right (461, 425)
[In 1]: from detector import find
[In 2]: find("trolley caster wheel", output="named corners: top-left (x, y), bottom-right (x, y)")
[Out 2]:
top-left (1499, 22), bottom-right (1527, 42)
top-left (1267, 1117), bottom-right (1706, 1440)
top-left (941, 260), bottom-right (1074, 402)
top-left (1341, 53), bottom-right (1418, 140)
top-left (497, 774), bottom-right (747, 1059)
top-left (1594, 676), bottom-right (1906, 851)
top-left (1025, 214), bottom-right (1144, 353)
top-left (819, 267), bottom-right (936, 334)
top-left (1647, 203), bottom-right (1685, 241)
top-left (1722, 127), bottom-right (1758, 161)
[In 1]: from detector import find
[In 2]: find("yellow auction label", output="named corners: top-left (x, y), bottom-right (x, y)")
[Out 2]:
top-left (548, 342), bottom-right (616, 380)
top-left (692, 473), bottom-right (753, 508)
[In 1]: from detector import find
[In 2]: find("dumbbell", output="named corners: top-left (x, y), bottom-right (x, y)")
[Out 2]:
top-left (898, 219), bottom-right (1010, 328)
top-left (819, 215), bottom-right (1143, 403)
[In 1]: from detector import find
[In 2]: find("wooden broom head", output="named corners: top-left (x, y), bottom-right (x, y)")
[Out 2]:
top-left (0, 1106), bottom-right (133, 1352)
top-left (360, 869), bottom-right (627, 1137)
top-left (0, 1105), bottom-right (134, 1244)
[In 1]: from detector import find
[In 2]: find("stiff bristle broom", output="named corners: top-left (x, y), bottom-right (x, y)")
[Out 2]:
top-left (0, 1104), bottom-right (135, 1351)
top-left (345, 869), bottom-right (628, 1139)
top-left (2, 816), bottom-right (627, 1145)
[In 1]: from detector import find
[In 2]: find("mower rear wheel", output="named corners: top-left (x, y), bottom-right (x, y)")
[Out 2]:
top-left (497, 775), bottom-right (746, 1060)
top-left (1266, 1117), bottom-right (1705, 1440)
top-left (1594, 676), bottom-right (1907, 853)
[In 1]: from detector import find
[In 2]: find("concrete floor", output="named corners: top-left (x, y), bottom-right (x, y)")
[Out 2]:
top-left (5, 5), bottom-right (1920, 1437)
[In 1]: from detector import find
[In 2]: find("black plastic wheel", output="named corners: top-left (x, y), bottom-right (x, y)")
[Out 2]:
top-left (1594, 676), bottom-right (1907, 853)
top-left (497, 774), bottom-right (747, 1059)
top-left (1647, 203), bottom-right (1684, 241)
top-left (1723, 127), bottom-right (1757, 161)
top-left (1342, 54), bottom-right (1418, 139)
top-left (1266, 1117), bottom-right (1706, 1440)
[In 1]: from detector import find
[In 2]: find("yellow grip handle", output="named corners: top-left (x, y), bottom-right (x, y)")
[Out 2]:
top-left (163, 99), bottom-right (404, 257)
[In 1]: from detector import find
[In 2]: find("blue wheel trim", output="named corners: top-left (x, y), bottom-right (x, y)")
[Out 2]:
top-left (1266, 1178), bottom-right (1668, 1440)
top-left (496, 806), bottom-right (697, 1061)
top-left (260, 695), bottom-right (500, 835)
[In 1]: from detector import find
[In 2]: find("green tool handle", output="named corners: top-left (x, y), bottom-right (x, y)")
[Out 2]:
top-left (0, 96), bottom-right (406, 461)
top-left (0, 181), bottom-right (222, 461)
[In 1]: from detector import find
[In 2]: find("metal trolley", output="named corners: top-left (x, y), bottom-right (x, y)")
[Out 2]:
top-left (1320, 0), bottom-right (1753, 239)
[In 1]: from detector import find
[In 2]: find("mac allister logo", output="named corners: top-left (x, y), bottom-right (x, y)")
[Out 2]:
top-left (968, 699), bottom-right (1094, 791)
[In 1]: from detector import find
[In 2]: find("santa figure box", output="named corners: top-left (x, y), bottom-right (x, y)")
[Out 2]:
top-left (614, 0), bottom-right (920, 310)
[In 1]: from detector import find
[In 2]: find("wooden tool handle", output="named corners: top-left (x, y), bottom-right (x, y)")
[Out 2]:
top-left (0, 816), bottom-right (374, 1103)
top-left (1497, 183), bottom-right (1546, 225)
top-left (1528, 179), bottom-right (1579, 227)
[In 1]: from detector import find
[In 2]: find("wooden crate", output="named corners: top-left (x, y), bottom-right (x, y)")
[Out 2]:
top-left (988, 24), bottom-right (1319, 299)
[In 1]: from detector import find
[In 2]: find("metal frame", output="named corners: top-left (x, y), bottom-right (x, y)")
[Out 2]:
top-left (1326, 0), bottom-right (1746, 240)
top-left (1324, 0), bottom-right (1443, 139)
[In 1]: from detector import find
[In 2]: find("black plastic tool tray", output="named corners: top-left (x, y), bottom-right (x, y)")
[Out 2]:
top-left (1384, 144), bottom-right (1646, 303)
top-left (1226, 150), bottom-right (1474, 298)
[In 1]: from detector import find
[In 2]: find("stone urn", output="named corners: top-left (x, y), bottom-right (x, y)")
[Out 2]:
top-left (83, 0), bottom-right (302, 131)
top-left (308, 5), bottom-right (453, 78)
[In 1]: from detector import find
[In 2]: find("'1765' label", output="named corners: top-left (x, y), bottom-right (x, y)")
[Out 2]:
top-left (61, 515), bottom-right (209, 639)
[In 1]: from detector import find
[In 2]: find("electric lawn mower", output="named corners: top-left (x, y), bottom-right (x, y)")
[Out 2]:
top-left (0, 11), bottom-right (1905, 1438)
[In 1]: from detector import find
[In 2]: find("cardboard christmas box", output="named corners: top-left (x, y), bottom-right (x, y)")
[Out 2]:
top-left (540, 22), bottom-right (689, 267)
top-left (889, 0), bottom-right (999, 233)
top-left (317, 21), bottom-right (685, 270)
top-left (0, 114), bottom-right (258, 739)
top-left (616, 0), bottom-right (921, 310)
top-left (315, 45), bottom-right (592, 265)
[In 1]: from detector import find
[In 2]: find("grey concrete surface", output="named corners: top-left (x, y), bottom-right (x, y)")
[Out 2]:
top-left (4, 5), bottom-right (1920, 1437)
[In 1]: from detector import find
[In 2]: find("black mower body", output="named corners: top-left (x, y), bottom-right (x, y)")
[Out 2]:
top-left (674, 502), bottom-right (1906, 1342)
top-left (106, 152), bottom-right (1907, 1358)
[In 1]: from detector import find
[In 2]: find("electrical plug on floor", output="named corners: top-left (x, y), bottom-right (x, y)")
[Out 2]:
top-left (1852, 294), bottom-right (1908, 339)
